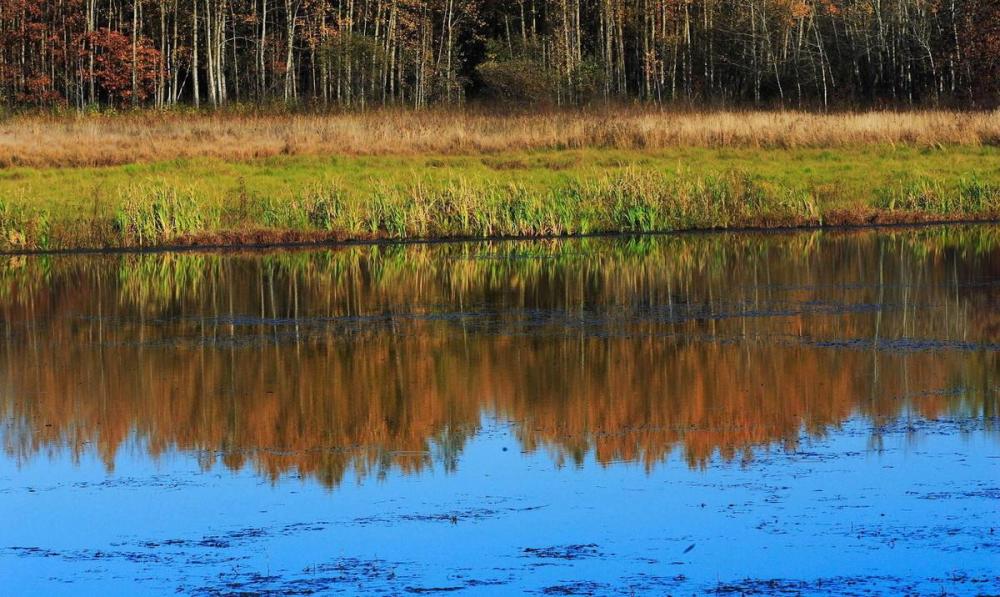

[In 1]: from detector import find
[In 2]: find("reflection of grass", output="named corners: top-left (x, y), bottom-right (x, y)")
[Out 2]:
top-left (0, 146), bottom-right (997, 249)
top-left (118, 253), bottom-right (215, 304)
top-left (2, 226), bottom-right (997, 309)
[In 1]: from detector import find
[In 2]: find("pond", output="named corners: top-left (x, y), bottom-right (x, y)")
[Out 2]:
top-left (1, 227), bottom-right (998, 594)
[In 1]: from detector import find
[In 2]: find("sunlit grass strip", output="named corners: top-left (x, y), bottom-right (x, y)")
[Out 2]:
top-left (0, 168), bottom-right (997, 251)
top-left (107, 169), bottom-right (818, 247)
top-left (872, 176), bottom-right (1000, 215)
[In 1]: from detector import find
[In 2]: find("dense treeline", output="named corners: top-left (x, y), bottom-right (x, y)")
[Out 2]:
top-left (0, 0), bottom-right (997, 110)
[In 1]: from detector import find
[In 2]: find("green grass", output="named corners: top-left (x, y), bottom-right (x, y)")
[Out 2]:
top-left (0, 145), bottom-right (998, 250)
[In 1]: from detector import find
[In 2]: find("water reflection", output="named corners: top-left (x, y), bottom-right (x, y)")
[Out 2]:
top-left (0, 228), bottom-right (997, 487)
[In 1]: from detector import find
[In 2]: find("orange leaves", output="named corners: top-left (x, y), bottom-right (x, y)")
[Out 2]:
top-left (790, 1), bottom-right (812, 19)
top-left (14, 74), bottom-right (63, 105)
top-left (88, 28), bottom-right (161, 104)
top-left (962, 0), bottom-right (1000, 101)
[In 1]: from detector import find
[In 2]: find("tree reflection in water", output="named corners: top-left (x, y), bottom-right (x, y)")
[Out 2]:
top-left (0, 228), bottom-right (997, 488)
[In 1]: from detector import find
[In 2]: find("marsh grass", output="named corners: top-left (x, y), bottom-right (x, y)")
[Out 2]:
top-left (0, 145), bottom-right (997, 250)
top-left (873, 176), bottom-right (1000, 215)
top-left (2, 109), bottom-right (998, 168)
top-left (578, 169), bottom-right (819, 231)
top-left (68, 169), bottom-right (843, 248)
top-left (115, 185), bottom-right (207, 246)
top-left (2, 164), bottom-right (996, 250)
top-left (0, 196), bottom-right (50, 249)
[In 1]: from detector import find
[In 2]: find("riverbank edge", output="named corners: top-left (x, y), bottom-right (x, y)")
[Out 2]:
top-left (4, 146), bottom-right (998, 253)
top-left (2, 211), bottom-right (995, 257)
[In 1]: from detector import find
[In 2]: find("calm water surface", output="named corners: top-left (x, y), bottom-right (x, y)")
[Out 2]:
top-left (0, 227), bottom-right (998, 594)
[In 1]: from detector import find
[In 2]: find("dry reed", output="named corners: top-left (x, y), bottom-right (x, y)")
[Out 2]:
top-left (1, 108), bottom-right (998, 168)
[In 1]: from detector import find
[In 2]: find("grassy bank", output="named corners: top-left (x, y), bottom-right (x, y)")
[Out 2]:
top-left (1, 111), bottom-right (998, 251)
top-left (1, 146), bottom-right (999, 250)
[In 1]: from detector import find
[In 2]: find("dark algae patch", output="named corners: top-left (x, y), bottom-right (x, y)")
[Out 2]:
top-left (523, 544), bottom-right (603, 560)
top-left (0, 226), bottom-right (998, 594)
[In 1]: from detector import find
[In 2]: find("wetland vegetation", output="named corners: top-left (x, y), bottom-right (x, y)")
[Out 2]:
top-left (1, 110), bottom-right (999, 250)
top-left (4, 0), bottom-right (1000, 591)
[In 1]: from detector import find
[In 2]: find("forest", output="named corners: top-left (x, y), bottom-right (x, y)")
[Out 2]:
top-left (1, 0), bottom-right (997, 110)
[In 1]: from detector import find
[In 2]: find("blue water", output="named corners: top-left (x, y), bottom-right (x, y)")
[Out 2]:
top-left (1, 229), bottom-right (998, 594)
top-left (3, 415), bottom-right (998, 594)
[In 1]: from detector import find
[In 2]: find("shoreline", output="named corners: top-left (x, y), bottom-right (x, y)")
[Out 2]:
top-left (2, 213), bottom-right (995, 257)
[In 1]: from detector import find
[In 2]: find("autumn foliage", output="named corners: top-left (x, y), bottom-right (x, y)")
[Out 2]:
top-left (0, 0), bottom-right (997, 110)
top-left (89, 28), bottom-right (161, 105)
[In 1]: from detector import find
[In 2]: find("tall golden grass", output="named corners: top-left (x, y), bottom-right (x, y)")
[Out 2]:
top-left (2, 108), bottom-right (998, 167)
